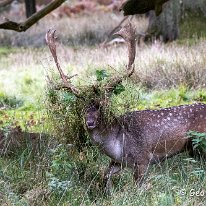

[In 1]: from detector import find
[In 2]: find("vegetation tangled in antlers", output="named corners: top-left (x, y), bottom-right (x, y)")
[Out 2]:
top-left (45, 24), bottom-right (136, 148)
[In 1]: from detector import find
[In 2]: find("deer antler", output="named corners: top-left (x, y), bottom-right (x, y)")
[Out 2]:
top-left (45, 25), bottom-right (135, 99)
top-left (105, 23), bottom-right (135, 92)
top-left (45, 29), bottom-right (82, 98)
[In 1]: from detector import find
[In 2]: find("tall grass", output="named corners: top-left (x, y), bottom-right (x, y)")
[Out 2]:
top-left (0, 12), bottom-right (206, 205)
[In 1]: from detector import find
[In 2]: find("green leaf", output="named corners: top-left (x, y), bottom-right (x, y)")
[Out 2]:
top-left (113, 84), bottom-right (125, 95)
top-left (188, 131), bottom-right (206, 152)
top-left (61, 92), bottom-right (76, 103)
top-left (95, 69), bottom-right (109, 81)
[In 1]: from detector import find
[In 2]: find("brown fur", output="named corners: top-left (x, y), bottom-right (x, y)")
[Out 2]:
top-left (0, 126), bottom-right (49, 155)
top-left (86, 103), bottom-right (206, 192)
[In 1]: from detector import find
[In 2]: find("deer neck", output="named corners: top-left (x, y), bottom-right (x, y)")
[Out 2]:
top-left (88, 120), bottom-right (124, 162)
top-left (89, 124), bottom-right (111, 145)
top-left (88, 118), bottom-right (119, 145)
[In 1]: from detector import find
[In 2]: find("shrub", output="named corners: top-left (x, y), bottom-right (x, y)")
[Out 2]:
top-left (0, 92), bottom-right (23, 109)
top-left (187, 131), bottom-right (206, 155)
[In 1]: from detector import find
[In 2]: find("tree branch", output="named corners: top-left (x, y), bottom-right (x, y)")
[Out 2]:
top-left (0, 0), bottom-right (13, 8)
top-left (0, 0), bottom-right (66, 32)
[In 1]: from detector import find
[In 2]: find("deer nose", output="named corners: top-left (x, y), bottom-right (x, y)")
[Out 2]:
top-left (86, 121), bottom-right (96, 129)
top-left (87, 121), bottom-right (94, 126)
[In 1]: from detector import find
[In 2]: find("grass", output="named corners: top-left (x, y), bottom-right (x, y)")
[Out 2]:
top-left (0, 47), bottom-right (16, 57)
top-left (0, 11), bottom-right (206, 205)
top-left (179, 12), bottom-right (206, 44)
top-left (0, 86), bottom-right (206, 205)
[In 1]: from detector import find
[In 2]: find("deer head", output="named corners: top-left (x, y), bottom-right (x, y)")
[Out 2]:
top-left (85, 101), bottom-right (101, 130)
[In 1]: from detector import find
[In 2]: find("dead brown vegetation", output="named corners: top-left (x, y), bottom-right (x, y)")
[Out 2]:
top-left (0, 125), bottom-right (50, 155)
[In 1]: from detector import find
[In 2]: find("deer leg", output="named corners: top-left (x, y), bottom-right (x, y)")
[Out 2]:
top-left (133, 164), bottom-right (148, 186)
top-left (103, 161), bottom-right (122, 195)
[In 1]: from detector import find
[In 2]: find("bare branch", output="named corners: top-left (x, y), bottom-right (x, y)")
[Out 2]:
top-left (45, 29), bottom-right (82, 98)
top-left (0, 0), bottom-right (13, 8)
top-left (0, 0), bottom-right (65, 32)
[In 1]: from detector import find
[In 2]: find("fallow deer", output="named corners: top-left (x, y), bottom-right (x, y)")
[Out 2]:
top-left (45, 24), bottom-right (206, 193)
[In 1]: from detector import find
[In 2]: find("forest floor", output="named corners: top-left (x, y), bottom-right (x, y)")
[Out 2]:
top-left (0, 11), bottom-right (206, 205)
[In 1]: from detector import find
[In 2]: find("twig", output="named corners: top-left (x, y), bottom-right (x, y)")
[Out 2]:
top-left (0, 0), bottom-right (65, 32)
top-left (0, 0), bottom-right (13, 8)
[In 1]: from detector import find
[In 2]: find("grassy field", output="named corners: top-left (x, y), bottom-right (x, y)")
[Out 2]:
top-left (0, 11), bottom-right (206, 205)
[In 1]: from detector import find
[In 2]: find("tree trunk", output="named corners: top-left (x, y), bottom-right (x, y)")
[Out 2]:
top-left (25, 0), bottom-right (36, 18)
top-left (146, 0), bottom-right (206, 42)
top-left (182, 0), bottom-right (206, 16)
top-left (147, 0), bottom-right (181, 42)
